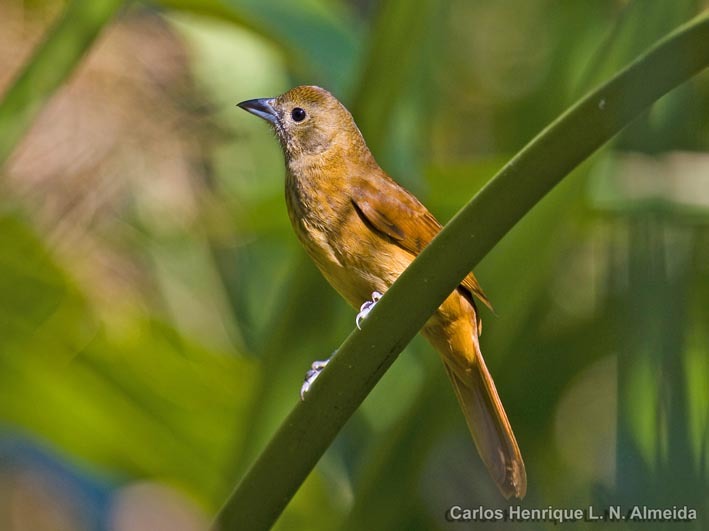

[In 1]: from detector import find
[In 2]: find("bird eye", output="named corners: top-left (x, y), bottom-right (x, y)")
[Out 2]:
top-left (291, 107), bottom-right (306, 122)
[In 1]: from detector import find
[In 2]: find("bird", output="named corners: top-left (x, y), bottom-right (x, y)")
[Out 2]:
top-left (237, 85), bottom-right (526, 499)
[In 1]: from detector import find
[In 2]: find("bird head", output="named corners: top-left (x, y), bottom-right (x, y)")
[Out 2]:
top-left (237, 85), bottom-right (363, 161)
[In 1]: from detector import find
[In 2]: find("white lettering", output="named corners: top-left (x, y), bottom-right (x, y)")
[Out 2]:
top-left (608, 505), bottom-right (622, 520)
top-left (447, 506), bottom-right (462, 520)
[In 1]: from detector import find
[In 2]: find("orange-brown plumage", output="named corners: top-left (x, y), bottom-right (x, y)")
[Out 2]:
top-left (238, 85), bottom-right (526, 498)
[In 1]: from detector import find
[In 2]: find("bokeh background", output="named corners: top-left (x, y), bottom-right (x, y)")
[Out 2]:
top-left (1, 0), bottom-right (708, 529)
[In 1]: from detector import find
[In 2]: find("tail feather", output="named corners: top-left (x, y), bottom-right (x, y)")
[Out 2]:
top-left (441, 348), bottom-right (527, 499)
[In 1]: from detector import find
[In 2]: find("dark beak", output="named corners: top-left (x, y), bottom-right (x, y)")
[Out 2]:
top-left (237, 98), bottom-right (278, 125)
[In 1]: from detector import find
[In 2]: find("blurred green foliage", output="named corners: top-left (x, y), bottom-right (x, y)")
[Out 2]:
top-left (0, 0), bottom-right (707, 530)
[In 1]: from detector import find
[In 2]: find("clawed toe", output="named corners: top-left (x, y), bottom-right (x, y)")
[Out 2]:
top-left (356, 291), bottom-right (383, 329)
top-left (300, 290), bottom-right (384, 400)
top-left (300, 357), bottom-right (332, 400)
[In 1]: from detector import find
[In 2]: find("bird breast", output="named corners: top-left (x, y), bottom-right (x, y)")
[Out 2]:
top-left (284, 168), bottom-right (413, 308)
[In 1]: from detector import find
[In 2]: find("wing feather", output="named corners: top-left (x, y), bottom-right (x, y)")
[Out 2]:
top-left (350, 175), bottom-right (493, 313)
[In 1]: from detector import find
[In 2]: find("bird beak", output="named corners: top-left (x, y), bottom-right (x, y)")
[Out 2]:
top-left (237, 98), bottom-right (278, 125)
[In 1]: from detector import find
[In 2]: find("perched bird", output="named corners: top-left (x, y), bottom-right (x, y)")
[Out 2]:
top-left (238, 85), bottom-right (526, 499)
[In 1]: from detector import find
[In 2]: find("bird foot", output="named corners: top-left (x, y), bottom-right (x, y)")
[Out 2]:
top-left (300, 290), bottom-right (383, 400)
top-left (356, 291), bottom-right (383, 329)
top-left (300, 356), bottom-right (332, 400)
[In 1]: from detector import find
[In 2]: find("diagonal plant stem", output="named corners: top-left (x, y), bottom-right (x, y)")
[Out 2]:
top-left (0, 0), bottom-right (127, 170)
top-left (214, 11), bottom-right (709, 530)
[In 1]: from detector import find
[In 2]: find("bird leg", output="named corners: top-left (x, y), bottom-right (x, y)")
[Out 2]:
top-left (356, 291), bottom-right (383, 329)
top-left (300, 290), bottom-right (382, 399)
top-left (300, 355), bottom-right (333, 400)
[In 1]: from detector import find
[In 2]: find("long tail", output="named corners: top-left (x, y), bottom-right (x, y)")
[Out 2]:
top-left (441, 347), bottom-right (527, 498)
top-left (422, 306), bottom-right (527, 498)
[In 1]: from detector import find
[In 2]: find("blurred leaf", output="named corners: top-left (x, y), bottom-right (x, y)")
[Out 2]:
top-left (0, 315), bottom-right (257, 507)
top-left (0, 212), bottom-right (66, 347)
top-left (0, 214), bottom-right (256, 508)
top-left (580, 0), bottom-right (698, 91)
top-left (350, 0), bottom-right (442, 168)
top-left (0, 0), bottom-right (125, 168)
top-left (158, 0), bottom-right (360, 92)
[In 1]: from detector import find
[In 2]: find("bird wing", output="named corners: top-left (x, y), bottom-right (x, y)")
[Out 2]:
top-left (350, 175), bottom-right (493, 312)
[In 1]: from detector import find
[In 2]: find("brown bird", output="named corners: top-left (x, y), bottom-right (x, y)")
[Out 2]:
top-left (238, 85), bottom-right (526, 499)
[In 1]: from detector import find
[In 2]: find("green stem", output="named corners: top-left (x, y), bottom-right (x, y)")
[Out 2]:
top-left (214, 11), bottom-right (709, 530)
top-left (0, 0), bottom-right (127, 170)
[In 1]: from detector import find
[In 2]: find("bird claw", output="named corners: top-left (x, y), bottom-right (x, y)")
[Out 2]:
top-left (356, 291), bottom-right (383, 329)
top-left (300, 290), bottom-right (383, 400)
top-left (300, 357), bottom-right (331, 400)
